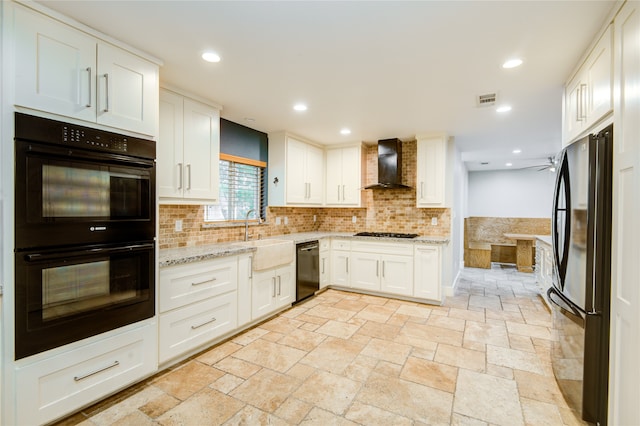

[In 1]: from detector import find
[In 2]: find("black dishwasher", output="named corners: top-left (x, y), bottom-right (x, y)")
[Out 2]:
top-left (295, 240), bottom-right (319, 303)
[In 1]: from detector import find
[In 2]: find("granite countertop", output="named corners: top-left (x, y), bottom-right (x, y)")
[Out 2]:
top-left (159, 232), bottom-right (450, 267)
top-left (536, 235), bottom-right (552, 246)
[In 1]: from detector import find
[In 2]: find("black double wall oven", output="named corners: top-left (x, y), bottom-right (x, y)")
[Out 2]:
top-left (14, 113), bottom-right (156, 360)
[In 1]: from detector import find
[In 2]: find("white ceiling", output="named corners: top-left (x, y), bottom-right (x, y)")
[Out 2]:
top-left (36, 0), bottom-right (615, 170)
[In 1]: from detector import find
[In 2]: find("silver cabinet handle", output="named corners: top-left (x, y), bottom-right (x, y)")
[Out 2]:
top-left (575, 85), bottom-right (581, 122)
top-left (192, 277), bottom-right (216, 286)
top-left (376, 260), bottom-right (379, 277)
top-left (191, 317), bottom-right (217, 329)
top-left (322, 257), bottom-right (325, 274)
top-left (342, 185), bottom-right (345, 201)
top-left (177, 163), bottom-right (183, 189)
top-left (86, 67), bottom-right (92, 108)
top-left (272, 277), bottom-right (276, 297)
top-left (382, 260), bottom-right (385, 278)
top-left (337, 185), bottom-right (340, 201)
top-left (103, 73), bottom-right (109, 112)
top-left (74, 360), bottom-right (119, 382)
top-left (249, 256), bottom-right (253, 279)
top-left (420, 182), bottom-right (425, 200)
top-left (346, 258), bottom-right (349, 273)
top-left (277, 275), bottom-right (282, 295)
top-left (187, 164), bottom-right (192, 190)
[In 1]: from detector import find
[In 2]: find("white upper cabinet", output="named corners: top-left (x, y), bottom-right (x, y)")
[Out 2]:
top-left (13, 4), bottom-right (158, 136)
top-left (158, 88), bottom-right (220, 203)
top-left (563, 25), bottom-right (613, 145)
top-left (268, 132), bottom-right (324, 206)
top-left (416, 134), bottom-right (447, 207)
top-left (325, 145), bottom-right (363, 207)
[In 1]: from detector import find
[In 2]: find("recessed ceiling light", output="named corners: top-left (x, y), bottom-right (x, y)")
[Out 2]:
top-left (513, 149), bottom-right (522, 154)
top-left (496, 106), bottom-right (512, 113)
top-left (480, 162), bottom-right (489, 165)
top-left (506, 162), bottom-right (513, 167)
top-left (201, 51), bottom-right (221, 63)
top-left (293, 103), bottom-right (308, 112)
top-left (503, 58), bottom-right (523, 69)
top-left (340, 128), bottom-right (351, 135)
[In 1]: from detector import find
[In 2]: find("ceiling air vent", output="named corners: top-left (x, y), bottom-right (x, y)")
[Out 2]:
top-left (476, 93), bottom-right (497, 107)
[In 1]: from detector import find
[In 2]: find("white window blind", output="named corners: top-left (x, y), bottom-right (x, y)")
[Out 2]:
top-left (204, 154), bottom-right (266, 222)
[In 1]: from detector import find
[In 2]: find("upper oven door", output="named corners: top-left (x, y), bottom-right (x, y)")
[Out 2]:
top-left (15, 140), bottom-right (156, 249)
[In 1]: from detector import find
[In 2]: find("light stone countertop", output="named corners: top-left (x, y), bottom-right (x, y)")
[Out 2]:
top-left (159, 232), bottom-right (450, 267)
top-left (536, 235), bottom-right (552, 246)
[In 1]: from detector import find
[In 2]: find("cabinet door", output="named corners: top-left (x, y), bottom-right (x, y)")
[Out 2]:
top-left (96, 43), bottom-right (158, 136)
top-left (14, 5), bottom-right (96, 122)
top-left (182, 98), bottom-right (220, 201)
top-left (325, 149), bottom-right (343, 205)
top-left (275, 264), bottom-right (294, 308)
top-left (285, 138), bottom-right (308, 203)
top-left (158, 90), bottom-right (184, 198)
top-left (563, 75), bottom-right (584, 144)
top-left (585, 27), bottom-right (612, 126)
top-left (252, 270), bottom-right (276, 320)
top-left (330, 250), bottom-right (350, 286)
top-left (351, 252), bottom-right (381, 291)
top-left (306, 144), bottom-right (325, 204)
top-left (416, 136), bottom-right (446, 207)
top-left (414, 245), bottom-right (441, 301)
top-left (341, 146), bottom-right (361, 205)
top-left (381, 255), bottom-right (413, 296)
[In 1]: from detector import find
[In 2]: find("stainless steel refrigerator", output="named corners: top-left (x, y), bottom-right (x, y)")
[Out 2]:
top-left (548, 124), bottom-right (612, 425)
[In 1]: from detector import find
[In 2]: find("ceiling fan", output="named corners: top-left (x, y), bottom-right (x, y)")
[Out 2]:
top-left (520, 156), bottom-right (558, 172)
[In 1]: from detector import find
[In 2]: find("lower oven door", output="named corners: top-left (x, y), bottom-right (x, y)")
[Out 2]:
top-left (15, 241), bottom-right (155, 360)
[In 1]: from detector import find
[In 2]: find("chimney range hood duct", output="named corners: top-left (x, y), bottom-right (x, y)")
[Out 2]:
top-left (364, 138), bottom-right (412, 189)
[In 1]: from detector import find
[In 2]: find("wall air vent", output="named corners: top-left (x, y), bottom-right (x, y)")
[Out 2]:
top-left (477, 93), bottom-right (497, 107)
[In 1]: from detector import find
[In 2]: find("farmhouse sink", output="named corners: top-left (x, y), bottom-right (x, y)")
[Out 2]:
top-left (233, 239), bottom-right (294, 271)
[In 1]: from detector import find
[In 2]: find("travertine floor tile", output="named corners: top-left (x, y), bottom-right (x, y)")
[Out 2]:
top-left (153, 361), bottom-right (224, 401)
top-left (277, 327), bottom-right (327, 351)
top-left (487, 344), bottom-right (544, 374)
top-left (299, 336), bottom-right (365, 374)
top-left (156, 387), bottom-right (244, 425)
top-left (222, 405), bottom-right (288, 426)
top-left (293, 370), bottom-right (361, 415)
top-left (345, 401), bottom-right (414, 425)
top-left (315, 319), bottom-right (361, 339)
top-left (453, 369), bottom-right (524, 426)
top-left (400, 356), bottom-right (458, 392)
top-left (520, 397), bottom-right (564, 425)
top-left (435, 343), bottom-right (486, 372)
top-left (232, 338), bottom-right (307, 373)
top-left (360, 337), bottom-right (412, 364)
top-left (229, 368), bottom-right (300, 413)
top-left (275, 397), bottom-right (313, 424)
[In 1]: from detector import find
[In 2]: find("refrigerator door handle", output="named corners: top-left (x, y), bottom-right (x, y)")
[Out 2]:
top-left (547, 286), bottom-right (584, 318)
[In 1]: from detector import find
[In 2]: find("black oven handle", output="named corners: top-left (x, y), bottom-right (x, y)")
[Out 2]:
top-left (24, 243), bottom-right (155, 262)
top-left (21, 141), bottom-right (155, 168)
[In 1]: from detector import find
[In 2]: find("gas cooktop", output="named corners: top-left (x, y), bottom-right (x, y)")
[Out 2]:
top-left (354, 232), bottom-right (419, 239)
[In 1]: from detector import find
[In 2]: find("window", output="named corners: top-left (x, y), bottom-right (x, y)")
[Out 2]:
top-left (204, 154), bottom-right (266, 222)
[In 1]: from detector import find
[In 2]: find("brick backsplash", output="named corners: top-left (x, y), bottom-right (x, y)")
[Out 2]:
top-left (159, 140), bottom-right (450, 249)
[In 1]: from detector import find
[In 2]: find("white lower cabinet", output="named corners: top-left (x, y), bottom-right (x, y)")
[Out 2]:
top-left (351, 242), bottom-right (413, 296)
top-left (159, 256), bottom-right (239, 364)
top-left (14, 321), bottom-right (157, 426)
top-left (158, 292), bottom-right (237, 363)
top-left (413, 245), bottom-right (441, 302)
top-left (330, 239), bottom-right (351, 287)
top-left (237, 254), bottom-right (253, 327)
top-left (251, 263), bottom-right (294, 320)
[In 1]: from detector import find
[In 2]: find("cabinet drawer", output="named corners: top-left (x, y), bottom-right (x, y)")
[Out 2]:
top-left (160, 257), bottom-right (237, 312)
top-left (351, 241), bottom-right (414, 256)
top-left (159, 291), bottom-right (238, 363)
top-left (319, 238), bottom-right (330, 251)
top-left (15, 322), bottom-right (157, 426)
top-left (331, 239), bottom-right (351, 250)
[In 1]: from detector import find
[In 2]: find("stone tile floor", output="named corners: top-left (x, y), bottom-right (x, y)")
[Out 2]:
top-left (56, 265), bottom-right (585, 425)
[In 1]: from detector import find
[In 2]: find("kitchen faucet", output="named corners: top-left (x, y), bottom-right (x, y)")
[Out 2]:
top-left (245, 209), bottom-right (256, 241)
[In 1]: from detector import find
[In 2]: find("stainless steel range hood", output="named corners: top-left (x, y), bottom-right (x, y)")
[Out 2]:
top-left (364, 138), bottom-right (412, 189)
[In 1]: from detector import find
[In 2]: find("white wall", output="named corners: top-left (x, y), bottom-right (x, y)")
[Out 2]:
top-left (467, 169), bottom-right (556, 218)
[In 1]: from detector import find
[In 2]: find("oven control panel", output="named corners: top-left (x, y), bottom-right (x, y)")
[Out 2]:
top-left (62, 125), bottom-right (129, 153)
